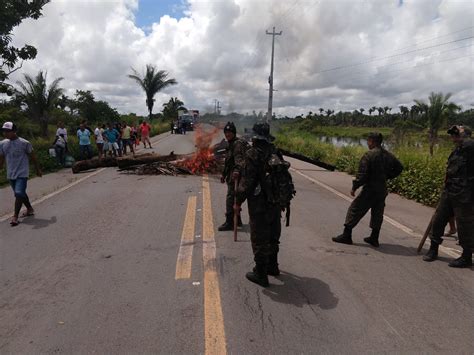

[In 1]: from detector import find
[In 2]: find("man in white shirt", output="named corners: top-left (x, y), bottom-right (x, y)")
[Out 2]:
top-left (56, 121), bottom-right (68, 152)
top-left (94, 124), bottom-right (105, 159)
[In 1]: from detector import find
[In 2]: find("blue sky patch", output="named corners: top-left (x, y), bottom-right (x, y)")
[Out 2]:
top-left (134, 0), bottom-right (186, 32)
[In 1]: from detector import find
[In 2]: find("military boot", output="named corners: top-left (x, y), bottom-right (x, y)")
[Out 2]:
top-left (237, 215), bottom-right (243, 227)
top-left (332, 227), bottom-right (353, 245)
top-left (448, 250), bottom-right (472, 268)
top-left (218, 216), bottom-right (233, 231)
top-left (423, 243), bottom-right (439, 262)
top-left (246, 264), bottom-right (269, 287)
top-left (364, 229), bottom-right (380, 247)
top-left (267, 254), bottom-right (280, 276)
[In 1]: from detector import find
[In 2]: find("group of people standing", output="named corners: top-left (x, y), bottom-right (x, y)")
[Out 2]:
top-left (53, 120), bottom-right (153, 165)
top-left (219, 121), bottom-right (473, 288)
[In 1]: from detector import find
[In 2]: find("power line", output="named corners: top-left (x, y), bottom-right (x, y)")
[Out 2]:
top-left (314, 35), bottom-right (474, 74)
top-left (388, 25), bottom-right (473, 53)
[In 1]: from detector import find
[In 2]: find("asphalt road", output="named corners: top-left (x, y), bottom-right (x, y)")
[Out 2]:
top-left (0, 127), bottom-right (472, 354)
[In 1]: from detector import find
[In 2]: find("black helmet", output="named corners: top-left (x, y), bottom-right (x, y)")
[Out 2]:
top-left (224, 122), bottom-right (236, 134)
top-left (252, 122), bottom-right (274, 142)
top-left (367, 132), bottom-right (383, 145)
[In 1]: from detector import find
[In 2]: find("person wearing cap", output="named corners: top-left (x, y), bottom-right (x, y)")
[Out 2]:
top-left (333, 132), bottom-right (403, 247)
top-left (0, 122), bottom-right (42, 226)
top-left (423, 125), bottom-right (473, 268)
top-left (218, 122), bottom-right (248, 231)
top-left (235, 122), bottom-right (281, 287)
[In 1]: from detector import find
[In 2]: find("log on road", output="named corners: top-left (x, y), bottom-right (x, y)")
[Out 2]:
top-left (116, 152), bottom-right (190, 169)
top-left (72, 152), bottom-right (191, 173)
top-left (71, 157), bottom-right (117, 173)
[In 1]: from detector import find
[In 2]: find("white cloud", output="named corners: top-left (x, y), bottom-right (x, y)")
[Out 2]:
top-left (9, 0), bottom-right (474, 116)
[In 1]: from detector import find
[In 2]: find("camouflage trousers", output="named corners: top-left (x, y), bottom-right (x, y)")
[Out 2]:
top-left (248, 202), bottom-right (281, 267)
top-left (430, 190), bottom-right (474, 252)
top-left (345, 187), bottom-right (387, 231)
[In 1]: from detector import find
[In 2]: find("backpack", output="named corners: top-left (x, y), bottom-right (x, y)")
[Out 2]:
top-left (383, 150), bottom-right (403, 180)
top-left (263, 152), bottom-right (296, 226)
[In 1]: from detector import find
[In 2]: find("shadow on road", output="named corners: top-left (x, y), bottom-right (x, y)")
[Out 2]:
top-left (20, 216), bottom-right (57, 229)
top-left (353, 242), bottom-right (419, 256)
top-left (262, 271), bottom-right (338, 310)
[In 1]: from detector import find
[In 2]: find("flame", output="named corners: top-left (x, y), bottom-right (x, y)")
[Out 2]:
top-left (179, 125), bottom-right (221, 175)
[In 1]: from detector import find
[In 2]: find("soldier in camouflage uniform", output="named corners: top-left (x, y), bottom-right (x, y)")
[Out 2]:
top-left (235, 123), bottom-right (281, 287)
top-left (218, 122), bottom-right (247, 231)
top-left (423, 125), bottom-right (473, 268)
top-left (333, 132), bottom-right (403, 247)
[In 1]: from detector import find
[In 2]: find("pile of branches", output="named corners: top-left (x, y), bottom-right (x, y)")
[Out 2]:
top-left (120, 161), bottom-right (192, 176)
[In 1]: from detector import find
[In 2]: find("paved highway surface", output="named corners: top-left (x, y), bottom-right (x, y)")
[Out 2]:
top-left (1, 127), bottom-right (473, 354)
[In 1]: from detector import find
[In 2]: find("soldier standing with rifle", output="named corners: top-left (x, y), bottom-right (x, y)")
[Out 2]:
top-left (218, 122), bottom-right (247, 231)
top-left (423, 125), bottom-right (473, 268)
top-left (234, 123), bottom-right (283, 287)
top-left (333, 132), bottom-right (403, 247)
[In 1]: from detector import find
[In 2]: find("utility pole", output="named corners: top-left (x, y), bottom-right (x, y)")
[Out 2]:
top-left (217, 101), bottom-right (222, 115)
top-left (266, 26), bottom-right (282, 123)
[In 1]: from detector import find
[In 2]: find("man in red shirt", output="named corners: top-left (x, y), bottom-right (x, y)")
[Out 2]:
top-left (139, 120), bottom-right (152, 149)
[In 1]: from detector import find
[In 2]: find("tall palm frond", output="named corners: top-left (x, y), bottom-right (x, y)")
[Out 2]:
top-left (128, 64), bottom-right (177, 120)
top-left (15, 71), bottom-right (63, 137)
top-left (414, 92), bottom-right (460, 156)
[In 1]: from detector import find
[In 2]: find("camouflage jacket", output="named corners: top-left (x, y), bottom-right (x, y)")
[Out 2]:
top-left (445, 138), bottom-right (474, 203)
top-left (352, 147), bottom-right (402, 192)
top-left (236, 140), bottom-right (275, 211)
top-left (222, 137), bottom-right (247, 182)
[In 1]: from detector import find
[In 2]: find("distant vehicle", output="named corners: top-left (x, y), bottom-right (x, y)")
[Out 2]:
top-left (178, 109), bottom-right (199, 131)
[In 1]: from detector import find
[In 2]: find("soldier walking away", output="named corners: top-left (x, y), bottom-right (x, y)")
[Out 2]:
top-left (0, 122), bottom-right (42, 227)
top-left (333, 132), bottom-right (403, 247)
top-left (235, 123), bottom-right (294, 287)
top-left (218, 122), bottom-right (248, 231)
top-left (423, 125), bottom-right (473, 268)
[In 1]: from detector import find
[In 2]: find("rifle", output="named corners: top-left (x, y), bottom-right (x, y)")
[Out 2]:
top-left (233, 178), bottom-right (239, 242)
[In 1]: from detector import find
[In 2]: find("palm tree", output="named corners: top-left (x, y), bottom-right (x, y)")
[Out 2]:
top-left (399, 105), bottom-right (409, 119)
top-left (162, 97), bottom-right (186, 120)
top-left (414, 92), bottom-right (460, 156)
top-left (319, 108), bottom-right (324, 115)
top-left (15, 71), bottom-right (64, 137)
top-left (360, 108), bottom-right (365, 115)
top-left (128, 64), bottom-right (177, 120)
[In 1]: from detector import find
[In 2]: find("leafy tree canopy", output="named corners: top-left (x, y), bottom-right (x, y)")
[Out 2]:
top-left (0, 0), bottom-right (50, 94)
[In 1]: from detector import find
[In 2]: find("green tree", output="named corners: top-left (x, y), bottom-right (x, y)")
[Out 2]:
top-left (14, 70), bottom-right (63, 137)
top-left (128, 65), bottom-right (177, 120)
top-left (414, 92), bottom-right (461, 156)
top-left (399, 105), bottom-right (409, 119)
top-left (0, 0), bottom-right (50, 94)
top-left (74, 90), bottom-right (120, 123)
top-left (162, 97), bottom-right (186, 120)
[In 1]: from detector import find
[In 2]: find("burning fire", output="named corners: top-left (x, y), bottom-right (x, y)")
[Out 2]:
top-left (179, 125), bottom-right (222, 174)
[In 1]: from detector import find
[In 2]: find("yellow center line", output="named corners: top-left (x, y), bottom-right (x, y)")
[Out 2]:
top-left (175, 196), bottom-right (197, 280)
top-left (202, 175), bottom-right (227, 355)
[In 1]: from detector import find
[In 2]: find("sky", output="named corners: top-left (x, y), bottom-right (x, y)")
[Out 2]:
top-left (8, 0), bottom-right (474, 117)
